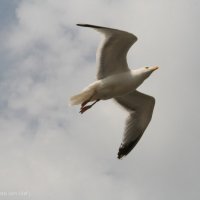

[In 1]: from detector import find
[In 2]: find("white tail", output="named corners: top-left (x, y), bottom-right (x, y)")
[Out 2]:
top-left (69, 81), bottom-right (100, 106)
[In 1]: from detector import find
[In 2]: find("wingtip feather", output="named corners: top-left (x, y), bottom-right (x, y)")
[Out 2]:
top-left (117, 154), bottom-right (125, 160)
top-left (76, 24), bottom-right (102, 29)
top-left (76, 23), bottom-right (84, 26)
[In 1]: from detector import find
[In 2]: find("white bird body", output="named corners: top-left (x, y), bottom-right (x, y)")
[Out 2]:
top-left (70, 24), bottom-right (159, 159)
top-left (71, 69), bottom-right (147, 104)
top-left (97, 70), bottom-right (145, 99)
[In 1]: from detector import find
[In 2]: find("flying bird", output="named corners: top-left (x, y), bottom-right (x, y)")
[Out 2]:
top-left (70, 24), bottom-right (158, 159)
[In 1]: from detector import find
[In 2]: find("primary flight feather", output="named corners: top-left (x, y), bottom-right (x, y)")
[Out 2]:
top-left (70, 24), bottom-right (158, 159)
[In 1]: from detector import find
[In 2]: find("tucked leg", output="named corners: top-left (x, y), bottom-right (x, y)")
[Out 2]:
top-left (80, 99), bottom-right (100, 114)
top-left (81, 99), bottom-right (90, 108)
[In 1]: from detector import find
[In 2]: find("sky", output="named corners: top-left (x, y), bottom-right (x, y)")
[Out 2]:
top-left (0, 0), bottom-right (200, 199)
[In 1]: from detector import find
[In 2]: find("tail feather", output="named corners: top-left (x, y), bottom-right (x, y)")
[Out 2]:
top-left (69, 81), bottom-right (100, 106)
top-left (69, 90), bottom-right (93, 105)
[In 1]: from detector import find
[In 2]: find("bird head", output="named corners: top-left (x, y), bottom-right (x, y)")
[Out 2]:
top-left (142, 66), bottom-right (159, 78)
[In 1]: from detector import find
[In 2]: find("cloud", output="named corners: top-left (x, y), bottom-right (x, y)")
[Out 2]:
top-left (0, 0), bottom-right (200, 199)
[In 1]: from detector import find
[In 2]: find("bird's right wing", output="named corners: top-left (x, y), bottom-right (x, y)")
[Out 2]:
top-left (77, 24), bottom-right (137, 79)
top-left (114, 90), bottom-right (155, 159)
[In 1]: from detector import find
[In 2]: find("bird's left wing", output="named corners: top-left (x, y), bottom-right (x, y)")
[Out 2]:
top-left (114, 91), bottom-right (155, 159)
top-left (77, 24), bottom-right (137, 79)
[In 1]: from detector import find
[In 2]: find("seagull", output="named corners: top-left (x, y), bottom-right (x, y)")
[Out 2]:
top-left (70, 24), bottom-right (159, 159)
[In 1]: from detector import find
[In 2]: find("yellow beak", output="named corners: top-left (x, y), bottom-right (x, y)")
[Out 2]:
top-left (150, 66), bottom-right (159, 71)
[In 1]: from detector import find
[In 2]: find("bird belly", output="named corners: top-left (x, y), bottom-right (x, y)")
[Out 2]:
top-left (96, 73), bottom-right (143, 100)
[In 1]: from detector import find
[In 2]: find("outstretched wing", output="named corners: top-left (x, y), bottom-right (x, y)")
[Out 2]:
top-left (77, 24), bottom-right (137, 79)
top-left (114, 90), bottom-right (155, 159)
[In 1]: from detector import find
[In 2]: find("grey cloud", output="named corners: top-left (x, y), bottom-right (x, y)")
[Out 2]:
top-left (0, 0), bottom-right (200, 199)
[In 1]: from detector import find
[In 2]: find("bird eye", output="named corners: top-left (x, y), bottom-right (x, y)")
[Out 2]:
top-left (145, 67), bottom-right (149, 69)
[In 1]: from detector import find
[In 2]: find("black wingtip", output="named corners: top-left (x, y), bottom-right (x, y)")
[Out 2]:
top-left (117, 143), bottom-right (133, 160)
top-left (117, 136), bottom-right (142, 159)
top-left (76, 24), bottom-right (102, 29)
top-left (117, 153), bottom-right (124, 160)
top-left (76, 23), bottom-right (85, 27)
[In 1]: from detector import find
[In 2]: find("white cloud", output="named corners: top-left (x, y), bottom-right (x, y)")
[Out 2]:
top-left (0, 0), bottom-right (200, 199)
